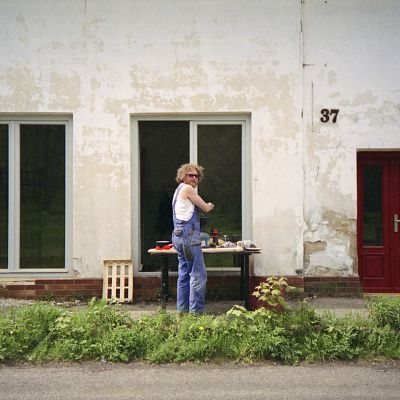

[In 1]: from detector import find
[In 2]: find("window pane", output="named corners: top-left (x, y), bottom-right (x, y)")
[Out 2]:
top-left (20, 125), bottom-right (65, 268)
top-left (363, 165), bottom-right (383, 246)
top-left (139, 121), bottom-right (189, 272)
top-left (198, 124), bottom-right (242, 268)
top-left (0, 125), bottom-right (8, 269)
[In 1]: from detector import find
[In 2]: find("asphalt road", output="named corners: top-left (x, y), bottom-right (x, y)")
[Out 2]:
top-left (1, 361), bottom-right (399, 400)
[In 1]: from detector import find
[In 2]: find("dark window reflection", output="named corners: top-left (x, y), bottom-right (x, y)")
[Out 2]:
top-left (0, 125), bottom-right (8, 269)
top-left (198, 124), bottom-right (242, 268)
top-left (20, 125), bottom-right (65, 268)
top-left (139, 121), bottom-right (189, 272)
top-left (363, 165), bottom-right (383, 246)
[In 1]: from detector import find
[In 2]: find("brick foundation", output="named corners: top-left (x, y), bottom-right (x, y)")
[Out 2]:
top-left (125, 276), bottom-right (241, 301)
top-left (304, 276), bottom-right (363, 296)
top-left (0, 279), bottom-right (103, 300)
top-left (0, 275), bottom-right (362, 302)
top-left (0, 276), bottom-right (241, 301)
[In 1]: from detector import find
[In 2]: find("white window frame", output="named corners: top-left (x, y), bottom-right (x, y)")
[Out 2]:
top-left (0, 116), bottom-right (72, 276)
top-left (131, 114), bottom-right (252, 276)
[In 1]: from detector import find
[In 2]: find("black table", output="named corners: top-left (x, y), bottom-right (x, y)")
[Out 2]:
top-left (148, 247), bottom-right (260, 310)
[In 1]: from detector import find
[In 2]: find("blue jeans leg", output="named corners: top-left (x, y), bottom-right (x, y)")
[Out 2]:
top-left (188, 244), bottom-right (207, 313)
top-left (176, 251), bottom-right (190, 312)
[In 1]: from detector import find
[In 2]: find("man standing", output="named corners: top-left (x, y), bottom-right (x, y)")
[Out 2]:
top-left (172, 163), bottom-right (214, 313)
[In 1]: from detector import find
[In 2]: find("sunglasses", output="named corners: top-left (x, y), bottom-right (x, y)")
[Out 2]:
top-left (186, 173), bottom-right (199, 178)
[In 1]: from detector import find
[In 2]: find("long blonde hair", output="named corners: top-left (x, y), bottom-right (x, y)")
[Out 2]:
top-left (175, 163), bottom-right (204, 183)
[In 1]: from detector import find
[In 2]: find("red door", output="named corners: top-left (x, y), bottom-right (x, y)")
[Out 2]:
top-left (357, 152), bottom-right (400, 292)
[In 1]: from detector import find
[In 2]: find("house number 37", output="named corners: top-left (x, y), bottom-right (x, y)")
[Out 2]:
top-left (320, 108), bottom-right (339, 123)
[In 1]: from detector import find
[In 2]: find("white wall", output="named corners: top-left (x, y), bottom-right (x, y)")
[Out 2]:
top-left (0, 0), bottom-right (303, 277)
top-left (1, 0), bottom-right (399, 278)
top-left (302, 0), bottom-right (400, 276)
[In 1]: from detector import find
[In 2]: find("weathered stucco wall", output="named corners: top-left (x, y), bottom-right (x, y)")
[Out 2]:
top-left (302, 0), bottom-right (400, 276)
top-left (1, 1), bottom-right (399, 279)
top-left (0, 0), bottom-right (303, 277)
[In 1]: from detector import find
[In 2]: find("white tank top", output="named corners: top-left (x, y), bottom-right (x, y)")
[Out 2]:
top-left (173, 184), bottom-right (195, 221)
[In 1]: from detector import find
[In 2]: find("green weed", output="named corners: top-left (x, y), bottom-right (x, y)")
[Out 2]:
top-left (0, 303), bottom-right (62, 361)
top-left (30, 298), bottom-right (131, 361)
top-left (366, 296), bottom-right (400, 331)
top-left (1, 297), bottom-right (400, 364)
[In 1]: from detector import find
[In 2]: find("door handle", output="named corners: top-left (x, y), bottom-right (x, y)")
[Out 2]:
top-left (395, 214), bottom-right (400, 233)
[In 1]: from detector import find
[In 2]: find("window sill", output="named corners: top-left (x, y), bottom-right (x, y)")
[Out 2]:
top-left (0, 269), bottom-right (72, 279)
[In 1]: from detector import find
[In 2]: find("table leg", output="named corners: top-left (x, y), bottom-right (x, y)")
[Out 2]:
top-left (239, 254), bottom-right (250, 309)
top-left (160, 255), bottom-right (169, 310)
top-left (240, 255), bottom-right (244, 300)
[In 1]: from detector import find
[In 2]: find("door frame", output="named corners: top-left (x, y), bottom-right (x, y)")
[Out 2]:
top-left (357, 151), bottom-right (400, 292)
top-left (131, 114), bottom-right (252, 276)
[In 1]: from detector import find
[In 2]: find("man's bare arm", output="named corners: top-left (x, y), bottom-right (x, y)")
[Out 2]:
top-left (182, 185), bottom-right (214, 213)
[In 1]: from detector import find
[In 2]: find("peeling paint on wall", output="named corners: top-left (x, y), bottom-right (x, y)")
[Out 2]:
top-left (49, 72), bottom-right (81, 109)
top-left (338, 90), bottom-right (378, 107)
top-left (0, 65), bottom-right (44, 110)
top-left (304, 210), bottom-right (356, 276)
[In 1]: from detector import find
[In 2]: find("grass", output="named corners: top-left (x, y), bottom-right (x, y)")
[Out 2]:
top-left (0, 296), bottom-right (399, 365)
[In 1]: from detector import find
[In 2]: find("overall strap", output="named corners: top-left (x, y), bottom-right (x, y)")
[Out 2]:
top-left (172, 183), bottom-right (184, 210)
top-left (172, 183), bottom-right (199, 227)
top-left (172, 183), bottom-right (189, 226)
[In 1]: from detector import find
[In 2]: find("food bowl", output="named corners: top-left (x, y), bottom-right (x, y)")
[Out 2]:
top-left (156, 240), bottom-right (170, 247)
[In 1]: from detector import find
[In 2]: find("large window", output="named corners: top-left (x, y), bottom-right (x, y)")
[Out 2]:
top-left (139, 121), bottom-right (189, 272)
top-left (132, 116), bottom-right (251, 273)
top-left (0, 119), bottom-right (71, 272)
top-left (0, 125), bottom-right (8, 269)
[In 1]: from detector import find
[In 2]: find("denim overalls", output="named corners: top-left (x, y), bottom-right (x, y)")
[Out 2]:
top-left (172, 183), bottom-right (207, 313)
